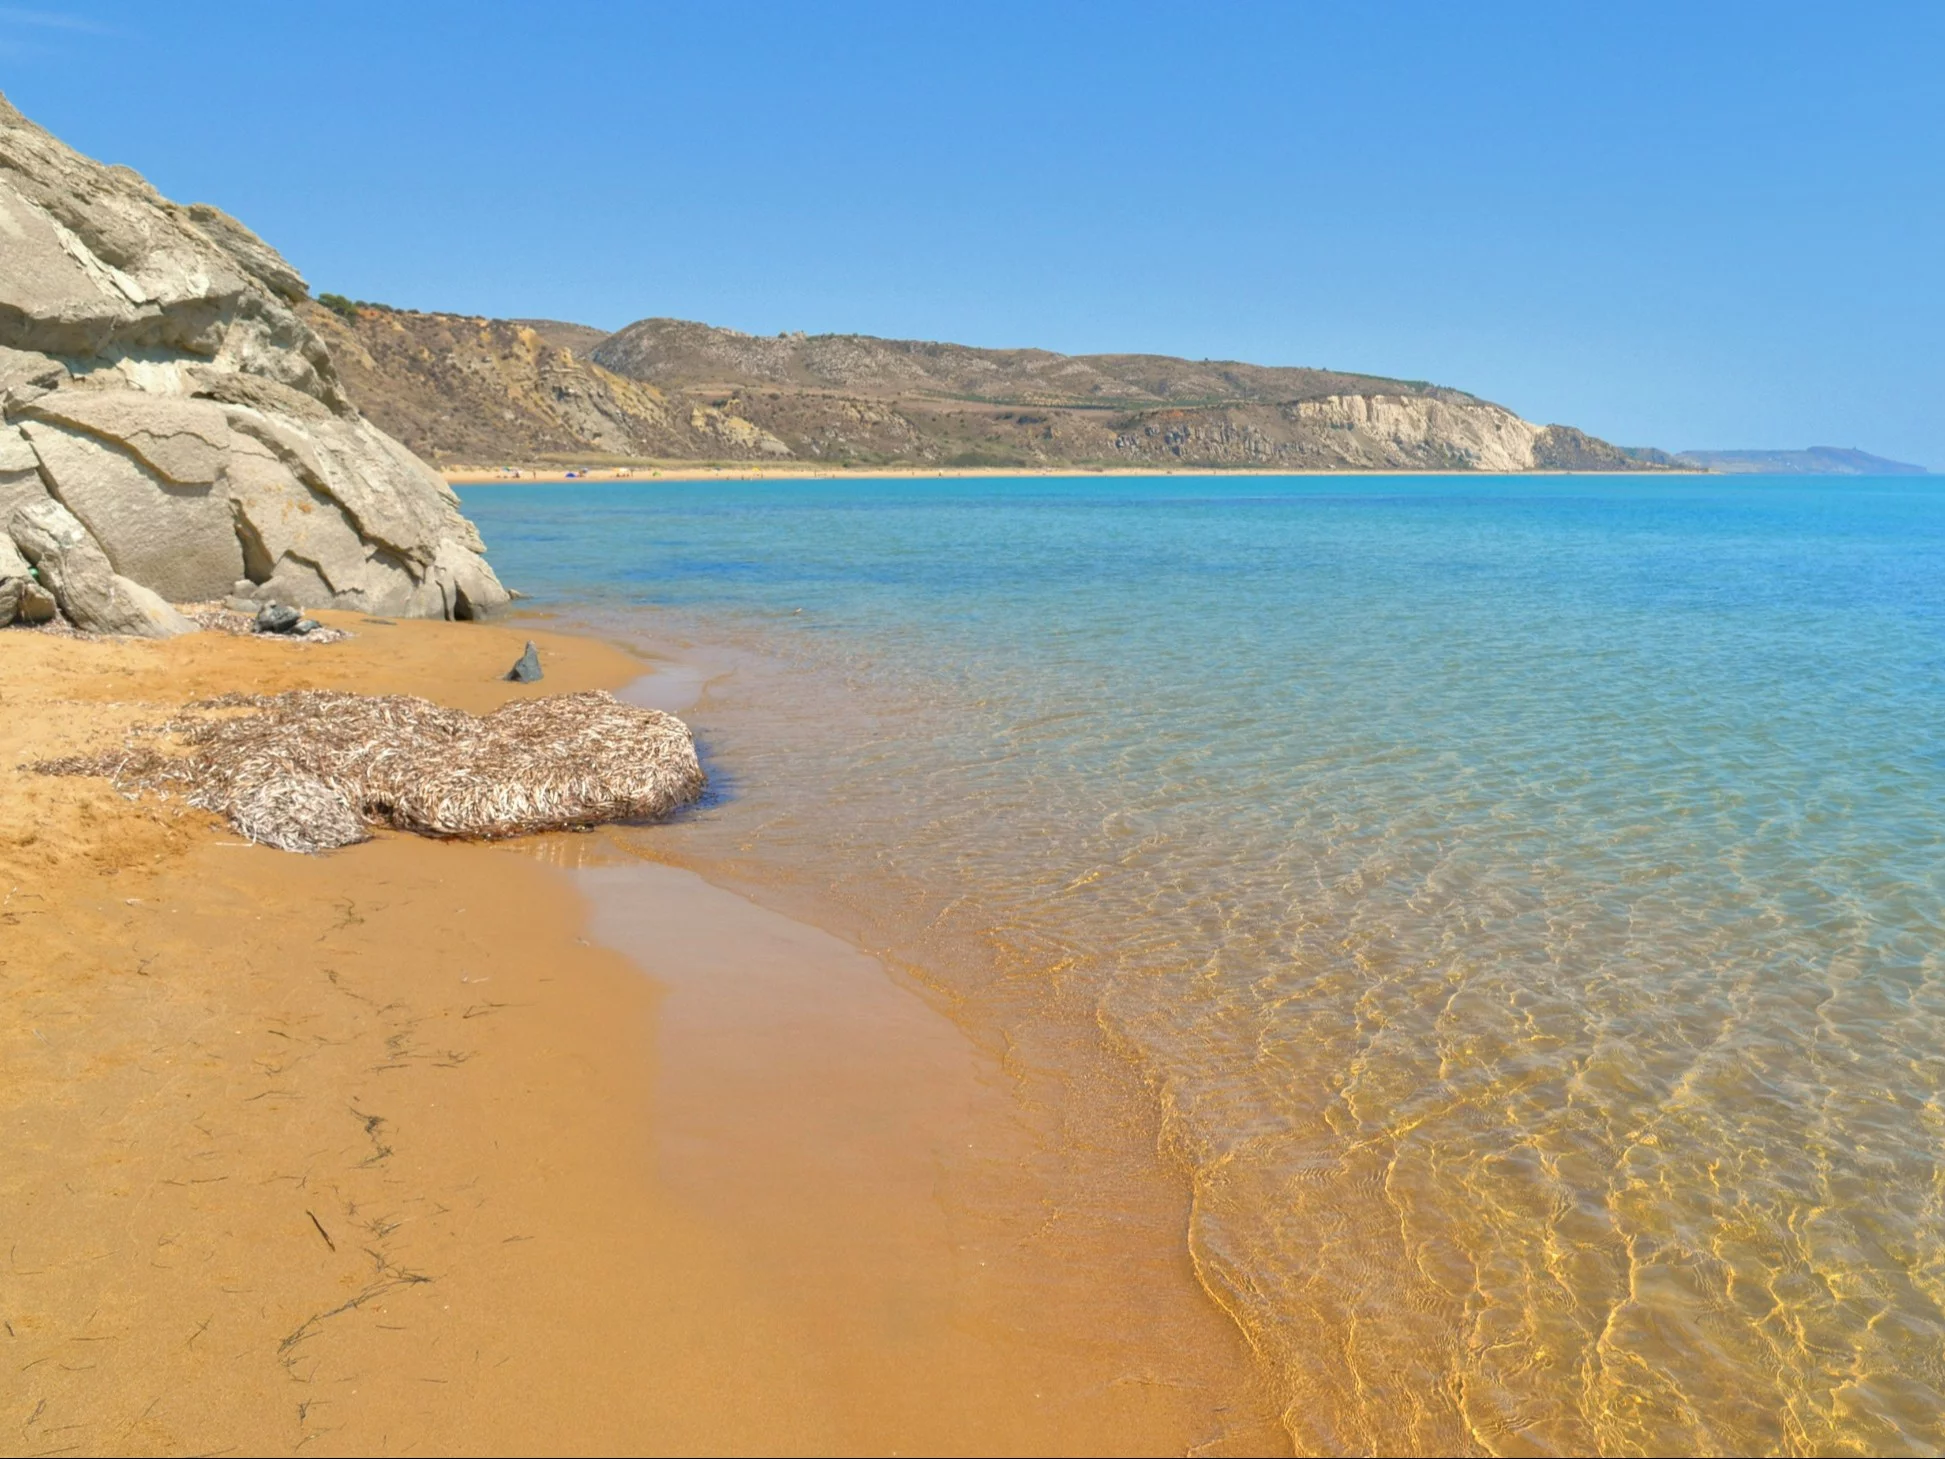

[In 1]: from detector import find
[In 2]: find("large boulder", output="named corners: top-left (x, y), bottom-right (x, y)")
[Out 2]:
top-left (17, 415), bottom-right (243, 602)
top-left (9, 499), bottom-right (195, 637)
top-left (0, 94), bottom-right (509, 619)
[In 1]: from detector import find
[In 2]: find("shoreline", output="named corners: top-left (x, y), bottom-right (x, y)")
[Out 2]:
top-left (1, 613), bottom-right (1284, 1453)
top-left (445, 463), bottom-right (1709, 484)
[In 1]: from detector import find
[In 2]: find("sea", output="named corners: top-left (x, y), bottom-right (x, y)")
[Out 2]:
top-left (460, 473), bottom-right (1945, 1455)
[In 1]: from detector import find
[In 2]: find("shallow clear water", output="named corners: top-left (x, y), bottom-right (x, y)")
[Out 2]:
top-left (464, 474), bottom-right (1945, 1455)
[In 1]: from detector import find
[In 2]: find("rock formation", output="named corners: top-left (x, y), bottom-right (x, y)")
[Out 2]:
top-left (9, 497), bottom-right (195, 637)
top-left (0, 520), bottom-right (55, 623)
top-left (0, 94), bottom-right (508, 633)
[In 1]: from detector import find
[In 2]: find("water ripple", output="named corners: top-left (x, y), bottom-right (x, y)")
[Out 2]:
top-left (467, 474), bottom-right (1945, 1454)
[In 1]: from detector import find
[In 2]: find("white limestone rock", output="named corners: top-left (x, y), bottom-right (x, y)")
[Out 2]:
top-left (21, 389), bottom-right (231, 483)
top-left (19, 419), bottom-right (243, 601)
top-left (0, 422), bottom-right (49, 524)
top-left (8, 498), bottom-right (195, 637)
top-left (0, 93), bottom-right (509, 619)
top-left (0, 346), bottom-right (66, 407)
top-left (1288, 394), bottom-right (1544, 472)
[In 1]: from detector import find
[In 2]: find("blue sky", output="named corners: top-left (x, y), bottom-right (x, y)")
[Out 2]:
top-left (4, 2), bottom-right (1941, 465)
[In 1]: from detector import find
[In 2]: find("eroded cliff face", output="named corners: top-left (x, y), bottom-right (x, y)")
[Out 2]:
top-left (1096, 394), bottom-right (1548, 471)
top-left (0, 95), bottom-right (507, 627)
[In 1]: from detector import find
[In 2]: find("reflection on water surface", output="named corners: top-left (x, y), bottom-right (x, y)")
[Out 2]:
top-left (466, 474), bottom-right (1945, 1454)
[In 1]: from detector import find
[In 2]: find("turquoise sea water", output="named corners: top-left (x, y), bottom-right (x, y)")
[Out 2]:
top-left (462, 474), bottom-right (1945, 1455)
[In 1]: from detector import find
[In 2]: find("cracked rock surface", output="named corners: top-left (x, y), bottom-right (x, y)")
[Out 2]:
top-left (0, 93), bottom-right (509, 624)
top-left (9, 497), bottom-right (196, 637)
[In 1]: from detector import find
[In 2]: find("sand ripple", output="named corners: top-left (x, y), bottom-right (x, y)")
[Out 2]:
top-left (467, 475), bottom-right (1945, 1455)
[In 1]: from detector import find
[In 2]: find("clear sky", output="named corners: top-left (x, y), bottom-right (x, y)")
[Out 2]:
top-left (4, 2), bottom-right (1941, 465)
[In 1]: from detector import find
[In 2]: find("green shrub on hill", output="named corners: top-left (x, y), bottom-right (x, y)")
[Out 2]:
top-left (318, 293), bottom-right (393, 321)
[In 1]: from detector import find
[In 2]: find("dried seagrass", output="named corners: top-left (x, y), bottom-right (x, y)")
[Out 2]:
top-left (36, 689), bottom-right (707, 853)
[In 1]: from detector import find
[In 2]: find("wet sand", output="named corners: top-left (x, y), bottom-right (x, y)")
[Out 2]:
top-left (1, 616), bottom-right (1281, 1454)
top-left (446, 464), bottom-right (1696, 484)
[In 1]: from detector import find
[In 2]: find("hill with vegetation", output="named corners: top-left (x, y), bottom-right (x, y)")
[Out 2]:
top-left (303, 302), bottom-right (1680, 473)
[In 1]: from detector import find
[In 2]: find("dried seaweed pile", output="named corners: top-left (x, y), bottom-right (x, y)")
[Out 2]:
top-left (38, 690), bottom-right (706, 853)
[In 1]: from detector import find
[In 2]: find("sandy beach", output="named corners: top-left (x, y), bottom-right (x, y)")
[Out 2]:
top-left (444, 464), bottom-right (1701, 485)
top-left (0, 7), bottom-right (1929, 1449)
top-left (1, 615), bottom-right (1281, 1455)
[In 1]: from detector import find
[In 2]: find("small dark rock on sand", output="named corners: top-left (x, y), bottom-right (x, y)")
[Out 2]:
top-left (254, 603), bottom-right (303, 635)
top-left (506, 641), bottom-right (543, 683)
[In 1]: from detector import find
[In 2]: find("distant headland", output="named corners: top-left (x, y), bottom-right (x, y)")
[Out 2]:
top-left (1674, 447), bottom-right (1930, 475)
top-left (307, 300), bottom-right (1685, 475)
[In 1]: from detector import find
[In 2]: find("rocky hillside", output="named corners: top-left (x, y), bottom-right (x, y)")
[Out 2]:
top-left (0, 95), bottom-right (507, 634)
top-left (303, 304), bottom-right (704, 466)
top-left (310, 307), bottom-right (1678, 473)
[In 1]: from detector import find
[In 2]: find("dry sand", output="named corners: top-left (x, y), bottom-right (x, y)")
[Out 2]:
top-left (1, 616), bottom-right (1282, 1455)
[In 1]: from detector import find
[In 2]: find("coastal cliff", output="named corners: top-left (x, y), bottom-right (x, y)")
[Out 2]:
top-left (308, 308), bottom-right (1679, 474)
top-left (0, 97), bottom-right (508, 628)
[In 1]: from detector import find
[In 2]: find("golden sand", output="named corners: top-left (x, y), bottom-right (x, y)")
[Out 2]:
top-left (1, 616), bottom-right (1281, 1454)
top-left (444, 464), bottom-right (1695, 485)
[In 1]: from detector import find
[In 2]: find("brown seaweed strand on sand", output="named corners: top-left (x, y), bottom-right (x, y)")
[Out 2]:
top-left (34, 689), bottom-right (706, 853)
